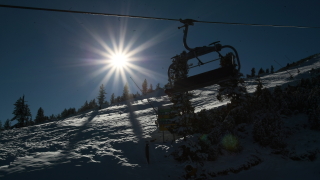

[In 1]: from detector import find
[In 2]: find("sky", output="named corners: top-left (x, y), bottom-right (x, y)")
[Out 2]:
top-left (0, 0), bottom-right (319, 124)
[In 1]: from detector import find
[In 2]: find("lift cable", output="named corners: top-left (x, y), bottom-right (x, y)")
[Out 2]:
top-left (1, 4), bottom-right (320, 29)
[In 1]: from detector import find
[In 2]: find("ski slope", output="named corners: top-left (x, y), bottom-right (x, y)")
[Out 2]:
top-left (1, 55), bottom-right (320, 179)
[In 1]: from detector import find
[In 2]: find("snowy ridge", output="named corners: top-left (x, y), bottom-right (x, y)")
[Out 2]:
top-left (0, 57), bottom-right (320, 179)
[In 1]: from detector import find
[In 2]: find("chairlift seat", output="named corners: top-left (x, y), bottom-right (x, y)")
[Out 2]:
top-left (165, 65), bottom-right (237, 96)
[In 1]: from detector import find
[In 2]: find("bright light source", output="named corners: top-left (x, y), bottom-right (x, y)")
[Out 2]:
top-left (111, 54), bottom-right (127, 68)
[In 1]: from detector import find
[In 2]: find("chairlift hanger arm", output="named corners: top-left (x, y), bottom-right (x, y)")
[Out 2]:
top-left (179, 19), bottom-right (221, 56)
top-left (179, 19), bottom-right (195, 51)
top-left (177, 19), bottom-right (240, 71)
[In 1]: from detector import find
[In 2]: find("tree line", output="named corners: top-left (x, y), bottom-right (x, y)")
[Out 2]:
top-left (0, 79), bottom-right (161, 130)
top-left (247, 65), bottom-right (275, 78)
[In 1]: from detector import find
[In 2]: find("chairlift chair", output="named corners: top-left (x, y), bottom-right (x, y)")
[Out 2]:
top-left (165, 19), bottom-right (242, 96)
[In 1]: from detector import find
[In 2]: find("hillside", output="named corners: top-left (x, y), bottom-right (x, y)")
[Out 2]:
top-left (276, 53), bottom-right (320, 73)
top-left (0, 55), bottom-right (320, 179)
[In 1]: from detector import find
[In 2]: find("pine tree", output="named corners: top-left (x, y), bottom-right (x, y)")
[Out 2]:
top-left (84, 100), bottom-right (89, 109)
top-left (167, 51), bottom-right (197, 141)
top-left (142, 79), bottom-right (148, 95)
top-left (49, 114), bottom-right (56, 120)
top-left (11, 96), bottom-right (24, 126)
top-left (148, 84), bottom-right (153, 93)
top-left (11, 95), bottom-right (32, 127)
top-left (156, 83), bottom-right (160, 90)
top-left (61, 108), bottom-right (68, 118)
top-left (271, 65), bottom-right (274, 73)
top-left (78, 101), bottom-right (89, 113)
top-left (89, 99), bottom-right (97, 109)
top-left (67, 107), bottom-right (77, 115)
top-left (258, 68), bottom-right (265, 75)
top-left (0, 121), bottom-right (3, 131)
top-left (97, 84), bottom-right (107, 109)
top-left (110, 93), bottom-right (115, 104)
top-left (216, 78), bottom-right (247, 105)
top-left (116, 96), bottom-right (121, 103)
top-left (122, 83), bottom-right (130, 101)
top-left (266, 68), bottom-right (269, 73)
top-left (25, 116), bottom-right (33, 126)
top-left (4, 119), bottom-right (11, 130)
top-left (24, 104), bottom-right (32, 126)
top-left (251, 68), bottom-right (256, 77)
top-left (35, 107), bottom-right (45, 124)
top-left (255, 77), bottom-right (263, 97)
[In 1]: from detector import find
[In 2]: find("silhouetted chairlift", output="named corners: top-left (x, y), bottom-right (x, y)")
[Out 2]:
top-left (165, 19), bottom-right (242, 96)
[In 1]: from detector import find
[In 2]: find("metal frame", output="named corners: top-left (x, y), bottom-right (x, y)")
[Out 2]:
top-left (165, 19), bottom-right (241, 95)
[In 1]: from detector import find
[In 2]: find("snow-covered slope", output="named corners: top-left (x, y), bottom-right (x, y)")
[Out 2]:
top-left (0, 55), bottom-right (320, 180)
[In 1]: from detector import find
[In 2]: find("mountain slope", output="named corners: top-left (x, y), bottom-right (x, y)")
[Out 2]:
top-left (0, 55), bottom-right (320, 179)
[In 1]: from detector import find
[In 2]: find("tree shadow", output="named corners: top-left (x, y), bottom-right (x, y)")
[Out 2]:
top-left (0, 110), bottom-right (100, 177)
top-left (61, 110), bottom-right (99, 158)
top-left (126, 102), bottom-right (143, 139)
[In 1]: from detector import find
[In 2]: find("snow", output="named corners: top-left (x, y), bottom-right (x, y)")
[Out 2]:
top-left (0, 56), bottom-right (320, 179)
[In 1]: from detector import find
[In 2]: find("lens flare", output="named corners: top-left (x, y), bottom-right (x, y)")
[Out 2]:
top-left (222, 134), bottom-right (239, 152)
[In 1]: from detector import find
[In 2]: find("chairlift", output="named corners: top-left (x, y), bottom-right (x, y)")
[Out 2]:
top-left (165, 19), bottom-right (242, 96)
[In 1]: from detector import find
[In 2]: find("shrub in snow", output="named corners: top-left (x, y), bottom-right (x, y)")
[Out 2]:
top-left (172, 134), bottom-right (207, 162)
top-left (225, 105), bottom-right (250, 126)
top-left (222, 114), bottom-right (236, 132)
top-left (216, 78), bottom-right (247, 105)
top-left (199, 135), bottom-right (220, 161)
top-left (254, 77), bottom-right (263, 97)
top-left (253, 110), bottom-right (286, 149)
top-left (310, 68), bottom-right (320, 76)
top-left (245, 81), bottom-right (284, 117)
top-left (168, 91), bottom-right (197, 140)
top-left (170, 111), bottom-right (223, 162)
top-left (195, 109), bottom-right (231, 135)
top-left (283, 85), bottom-right (308, 113)
top-left (272, 85), bottom-right (290, 113)
top-left (200, 109), bottom-right (224, 145)
top-left (307, 86), bottom-right (320, 108)
top-left (308, 107), bottom-right (320, 130)
top-left (171, 133), bottom-right (221, 163)
top-left (193, 109), bottom-right (215, 134)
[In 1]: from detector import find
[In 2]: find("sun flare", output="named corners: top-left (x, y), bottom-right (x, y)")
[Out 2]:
top-left (80, 19), bottom-right (174, 91)
top-left (111, 54), bottom-right (127, 68)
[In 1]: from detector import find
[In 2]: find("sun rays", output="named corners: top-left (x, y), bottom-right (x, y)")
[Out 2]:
top-left (70, 16), bottom-right (179, 97)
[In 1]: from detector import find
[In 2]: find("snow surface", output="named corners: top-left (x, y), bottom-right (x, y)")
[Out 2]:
top-left (1, 55), bottom-right (320, 179)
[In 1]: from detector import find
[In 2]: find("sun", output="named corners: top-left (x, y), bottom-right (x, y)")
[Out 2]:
top-left (78, 19), bottom-right (174, 91)
top-left (111, 54), bottom-right (127, 68)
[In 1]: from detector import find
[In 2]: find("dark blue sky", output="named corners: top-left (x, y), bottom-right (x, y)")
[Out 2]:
top-left (1, 0), bottom-right (319, 124)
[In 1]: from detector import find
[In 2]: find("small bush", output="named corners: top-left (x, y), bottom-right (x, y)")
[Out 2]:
top-left (308, 107), bottom-right (320, 130)
top-left (253, 110), bottom-right (286, 149)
